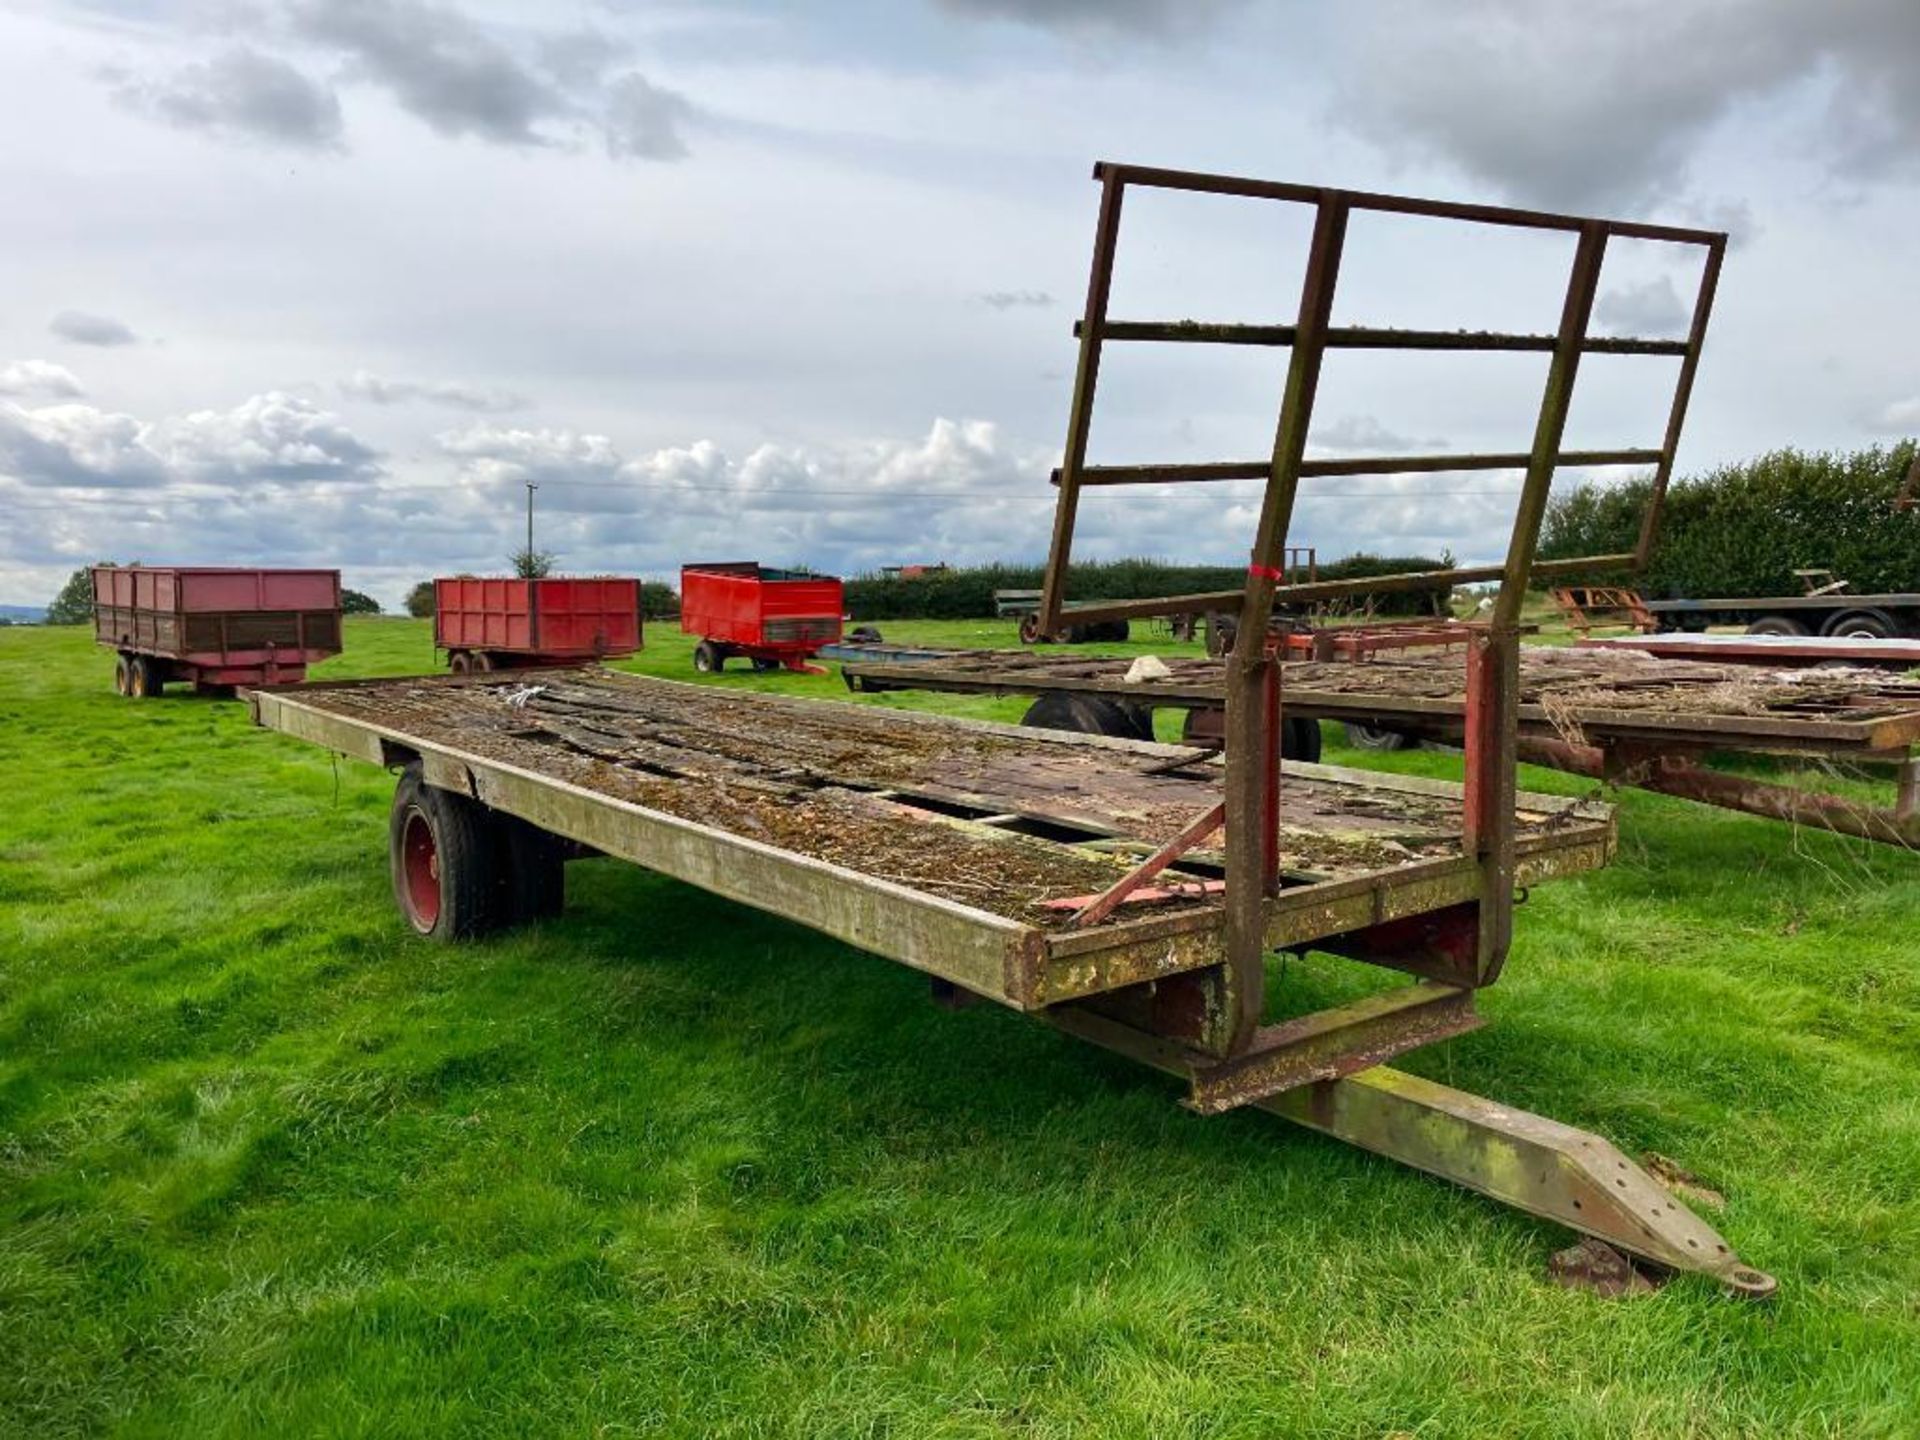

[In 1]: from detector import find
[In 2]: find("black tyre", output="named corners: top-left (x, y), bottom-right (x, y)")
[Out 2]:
top-left (847, 625), bottom-right (884, 645)
top-left (500, 815), bottom-right (566, 922)
top-left (1182, 706), bottom-right (1321, 760)
top-left (129, 656), bottom-right (162, 698)
top-left (113, 654), bottom-right (131, 696)
top-left (389, 765), bottom-right (509, 941)
top-left (693, 641), bottom-right (722, 673)
top-left (1284, 716), bottom-right (1323, 763)
top-left (1180, 707), bottom-right (1224, 748)
top-left (448, 651), bottom-right (471, 675)
top-left (1020, 692), bottom-right (1155, 742)
top-left (1344, 722), bottom-right (1413, 751)
top-left (1821, 609), bottom-right (1895, 640)
top-left (1018, 614), bottom-right (1045, 645)
top-left (1745, 616), bottom-right (1810, 637)
top-left (472, 651), bottom-right (496, 672)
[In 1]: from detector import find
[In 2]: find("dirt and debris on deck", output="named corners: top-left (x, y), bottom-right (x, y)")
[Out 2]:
top-left (295, 670), bottom-right (1565, 927)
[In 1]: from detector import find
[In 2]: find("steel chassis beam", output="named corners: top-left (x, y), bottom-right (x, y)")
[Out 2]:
top-left (1051, 1004), bottom-right (1776, 1296)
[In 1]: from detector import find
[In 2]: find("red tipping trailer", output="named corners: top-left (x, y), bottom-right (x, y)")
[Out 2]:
top-left (434, 576), bottom-right (643, 673)
top-left (92, 565), bottom-right (342, 696)
top-left (680, 562), bottom-right (843, 674)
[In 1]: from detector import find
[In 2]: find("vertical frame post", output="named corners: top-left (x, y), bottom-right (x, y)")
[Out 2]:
top-left (1635, 236), bottom-right (1726, 566)
top-left (1222, 196), bottom-right (1349, 1052)
top-left (1040, 166), bottom-right (1127, 635)
top-left (1478, 222), bottom-right (1608, 981)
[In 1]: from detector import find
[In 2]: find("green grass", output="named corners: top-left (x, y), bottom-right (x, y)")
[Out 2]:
top-left (2, 617), bottom-right (1918, 1438)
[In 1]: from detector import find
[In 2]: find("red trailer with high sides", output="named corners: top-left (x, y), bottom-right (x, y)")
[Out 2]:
top-left (680, 562), bottom-right (843, 673)
top-left (92, 564), bottom-right (342, 697)
top-left (434, 576), bottom-right (643, 673)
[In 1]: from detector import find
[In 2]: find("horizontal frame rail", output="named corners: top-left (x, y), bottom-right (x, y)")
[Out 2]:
top-left (1051, 556), bottom-right (1637, 624)
top-left (1090, 161), bottom-right (1726, 246)
top-left (1079, 320), bottom-right (1688, 357)
top-left (1056, 451), bottom-right (1662, 486)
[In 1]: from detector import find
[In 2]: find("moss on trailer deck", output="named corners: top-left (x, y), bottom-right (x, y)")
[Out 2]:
top-left (273, 668), bottom-right (1597, 926)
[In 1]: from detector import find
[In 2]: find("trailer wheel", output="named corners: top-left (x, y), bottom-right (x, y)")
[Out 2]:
top-left (472, 652), bottom-right (495, 672)
top-left (693, 641), bottom-right (723, 673)
top-left (501, 815), bottom-right (566, 921)
top-left (1018, 614), bottom-right (1046, 645)
top-left (1821, 609), bottom-right (1895, 640)
top-left (448, 651), bottom-right (471, 675)
top-left (389, 765), bottom-right (505, 941)
top-left (113, 654), bottom-right (131, 696)
top-left (1344, 722), bottom-right (1414, 751)
top-left (128, 656), bottom-right (162, 698)
top-left (1020, 692), bottom-right (1155, 742)
top-left (1745, 616), bottom-right (1810, 637)
top-left (1182, 706), bottom-right (1322, 761)
top-left (1285, 715), bottom-right (1323, 764)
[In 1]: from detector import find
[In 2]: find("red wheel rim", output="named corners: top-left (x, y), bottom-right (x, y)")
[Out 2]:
top-left (401, 807), bottom-right (441, 931)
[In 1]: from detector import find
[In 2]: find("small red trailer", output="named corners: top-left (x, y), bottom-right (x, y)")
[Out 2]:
top-left (92, 565), bottom-right (342, 696)
top-left (434, 576), bottom-right (642, 673)
top-left (680, 562), bottom-right (843, 674)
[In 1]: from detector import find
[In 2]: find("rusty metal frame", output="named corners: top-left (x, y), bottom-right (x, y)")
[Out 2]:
top-left (1037, 161), bottom-right (1727, 1072)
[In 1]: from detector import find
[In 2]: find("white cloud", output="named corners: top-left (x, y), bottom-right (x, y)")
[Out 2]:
top-left (602, 72), bottom-right (691, 161)
top-left (49, 311), bottom-right (137, 347)
top-left (0, 391), bottom-right (380, 490)
top-left (0, 360), bottom-right (84, 400)
top-left (112, 46), bottom-right (344, 152)
top-left (1336, 0), bottom-right (1920, 209)
top-left (1310, 414), bottom-right (1441, 454)
top-left (1594, 276), bottom-right (1689, 337)
top-left (1870, 397), bottom-right (1920, 433)
top-left (976, 290), bottom-right (1054, 310)
top-left (339, 370), bottom-right (526, 412)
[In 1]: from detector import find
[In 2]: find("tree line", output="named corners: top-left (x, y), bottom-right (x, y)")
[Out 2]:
top-left (1540, 441), bottom-right (1919, 595)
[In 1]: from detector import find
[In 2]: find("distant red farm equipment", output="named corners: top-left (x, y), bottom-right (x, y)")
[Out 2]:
top-left (680, 562), bottom-right (843, 674)
top-left (92, 565), bottom-right (342, 696)
top-left (434, 576), bottom-right (643, 673)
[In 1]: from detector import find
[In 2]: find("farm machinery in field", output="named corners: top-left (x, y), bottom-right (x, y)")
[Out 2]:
top-left (250, 163), bottom-right (1775, 1296)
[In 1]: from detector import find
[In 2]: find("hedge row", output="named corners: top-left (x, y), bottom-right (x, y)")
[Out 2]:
top-left (841, 554), bottom-right (1451, 621)
top-left (1540, 442), bottom-right (1920, 598)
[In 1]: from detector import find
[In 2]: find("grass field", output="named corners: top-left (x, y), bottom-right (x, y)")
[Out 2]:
top-left (3, 616), bottom-right (1919, 1438)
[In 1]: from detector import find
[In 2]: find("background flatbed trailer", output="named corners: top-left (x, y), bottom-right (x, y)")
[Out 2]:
top-left (246, 668), bottom-right (1768, 1289)
top-left (840, 645), bottom-right (1920, 846)
top-left (1580, 631), bottom-right (1920, 669)
top-left (1645, 591), bottom-right (1920, 638)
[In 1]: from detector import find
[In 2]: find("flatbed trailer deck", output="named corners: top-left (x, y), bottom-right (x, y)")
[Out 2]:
top-left (249, 668), bottom-right (1613, 999)
top-left (248, 668), bottom-right (1773, 1292)
top-left (841, 645), bottom-right (1920, 846)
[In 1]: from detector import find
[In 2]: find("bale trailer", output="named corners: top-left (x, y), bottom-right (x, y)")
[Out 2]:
top-left (92, 564), bottom-right (342, 696)
top-left (840, 642), bottom-right (1920, 847)
top-left (247, 165), bottom-right (1776, 1294)
top-left (434, 576), bottom-right (643, 673)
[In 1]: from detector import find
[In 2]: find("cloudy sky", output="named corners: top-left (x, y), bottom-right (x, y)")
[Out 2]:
top-left (3, 0), bottom-right (1918, 610)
